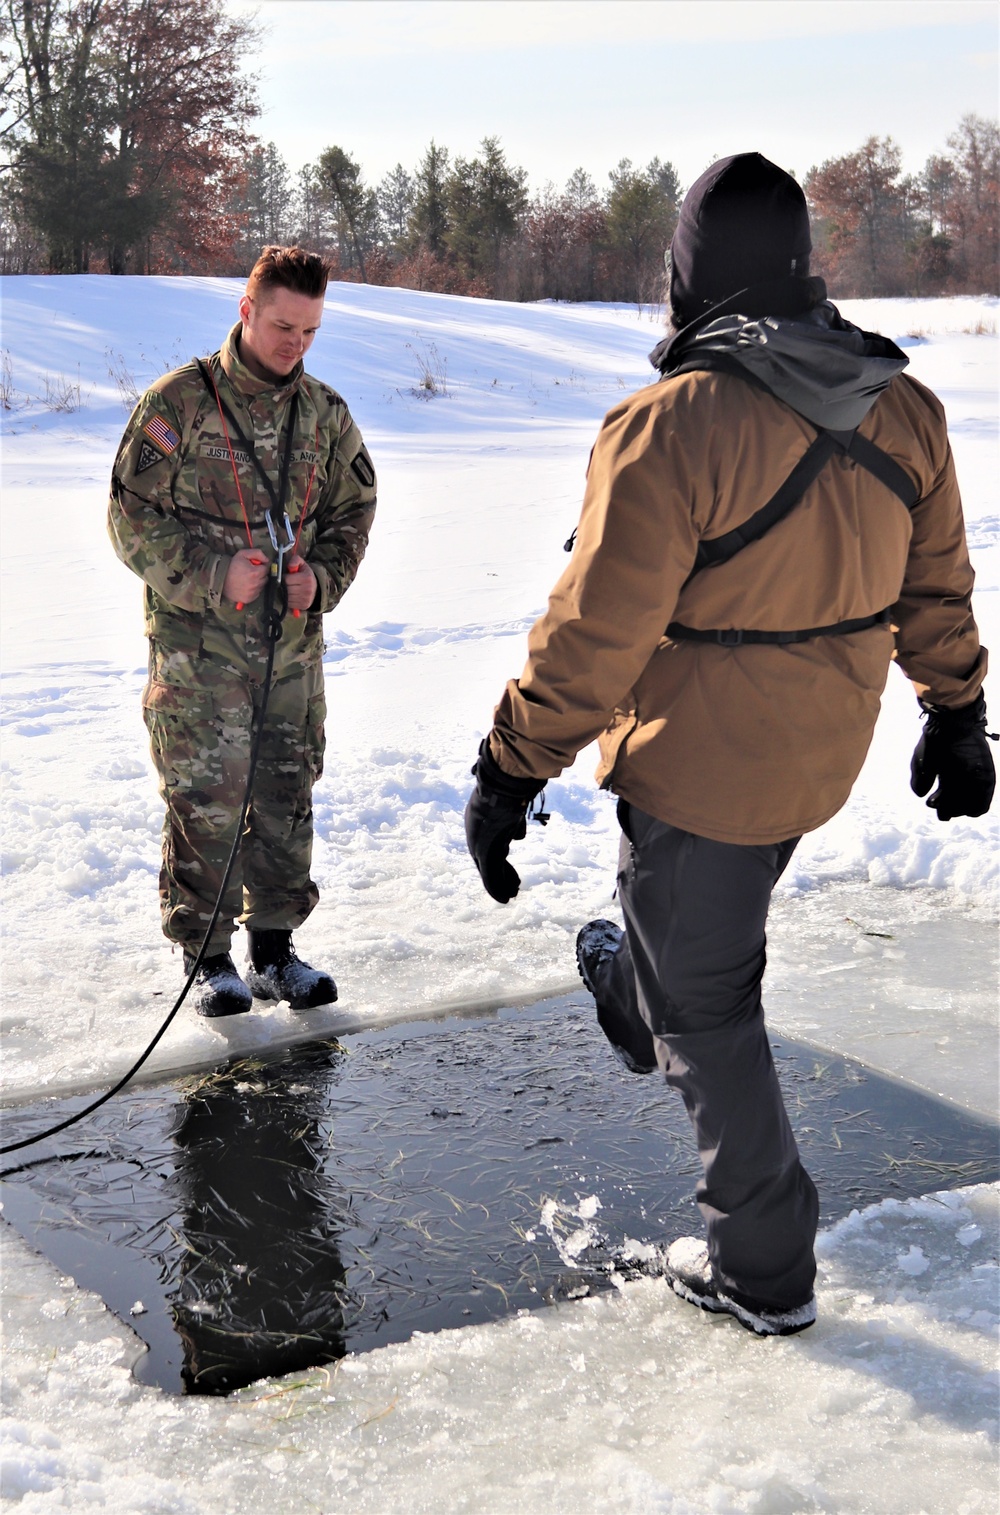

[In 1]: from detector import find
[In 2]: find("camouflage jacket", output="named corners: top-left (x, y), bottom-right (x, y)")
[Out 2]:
top-left (108, 322), bottom-right (377, 676)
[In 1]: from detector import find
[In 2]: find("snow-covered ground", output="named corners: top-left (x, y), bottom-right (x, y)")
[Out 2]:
top-left (1, 279), bottom-right (997, 1512)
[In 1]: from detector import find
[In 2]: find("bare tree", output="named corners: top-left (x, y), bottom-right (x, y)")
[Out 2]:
top-left (4, 0), bottom-right (259, 273)
top-left (943, 114), bottom-right (999, 293)
top-left (806, 137), bottom-right (920, 296)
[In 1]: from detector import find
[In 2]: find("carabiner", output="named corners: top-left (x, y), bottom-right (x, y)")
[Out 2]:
top-left (265, 509), bottom-right (296, 585)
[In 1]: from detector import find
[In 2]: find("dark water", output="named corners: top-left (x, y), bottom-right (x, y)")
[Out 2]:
top-left (2, 993), bottom-right (996, 1396)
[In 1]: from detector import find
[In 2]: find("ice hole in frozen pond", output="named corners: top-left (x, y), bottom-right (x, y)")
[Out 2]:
top-left (1, 993), bottom-right (997, 1396)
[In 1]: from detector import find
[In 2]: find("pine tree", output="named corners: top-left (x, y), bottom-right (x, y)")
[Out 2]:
top-left (565, 168), bottom-right (598, 215)
top-left (605, 158), bottom-right (679, 305)
top-left (230, 142), bottom-right (294, 272)
top-left (410, 141), bottom-right (450, 257)
top-left (290, 164), bottom-right (332, 253)
top-left (377, 163), bottom-right (414, 252)
top-left (445, 136), bottom-right (527, 294)
top-left (6, 0), bottom-right (112, 271)
top-left (314, 144), bottom-right (379, 281)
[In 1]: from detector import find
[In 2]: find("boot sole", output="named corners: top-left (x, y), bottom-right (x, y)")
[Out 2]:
top-left (668, 1276), bottom-right (816, 1337)
top-left (245, 969), bottom-right (337, 1012)
top-left (576, 926), bottom-right (657, 1075)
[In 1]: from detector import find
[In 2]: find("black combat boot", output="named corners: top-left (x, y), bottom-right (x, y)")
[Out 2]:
top-left (575, 919), bottom-right (658, 1074)
top-left (662, 1238), bottom-right (817, 1337)
top-left (245, 929), bottom-right (338, 1010)
top-left (183, 951), bottom-right (253, 1019)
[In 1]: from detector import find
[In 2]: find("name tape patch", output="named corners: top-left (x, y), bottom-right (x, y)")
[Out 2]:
top-left (202, 444), bottom-right (251, 465)
top-left (143, 414), bottom-right (180, 455)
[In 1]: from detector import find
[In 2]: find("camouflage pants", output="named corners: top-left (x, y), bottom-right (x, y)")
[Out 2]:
top-left (142, 640), bottom-right (326, 955)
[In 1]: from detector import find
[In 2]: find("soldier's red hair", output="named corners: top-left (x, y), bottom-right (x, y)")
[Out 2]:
top-left (247, 246), bottom-right (333, 303)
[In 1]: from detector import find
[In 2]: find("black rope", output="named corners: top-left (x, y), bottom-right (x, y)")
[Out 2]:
top-left (194, 357), bottom-right (300, 519)
top-left (0, 589), bottom-right (284, 1160)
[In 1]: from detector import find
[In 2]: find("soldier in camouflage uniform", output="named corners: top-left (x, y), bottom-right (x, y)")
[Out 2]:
top-left (109, 246), bottom-right (377, 1017)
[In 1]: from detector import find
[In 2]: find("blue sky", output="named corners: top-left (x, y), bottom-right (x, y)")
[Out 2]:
top-left (226, 0), bottom-right (998, 192)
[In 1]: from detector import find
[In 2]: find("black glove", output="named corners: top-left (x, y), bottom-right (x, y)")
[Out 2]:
top-left (910, 693), bottom-right (997, 821)
top-left (464, 739), bottom-right (547, 903)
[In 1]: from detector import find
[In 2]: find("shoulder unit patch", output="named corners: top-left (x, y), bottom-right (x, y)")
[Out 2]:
top-left (143, 414), bottom-right (180, 455)
top-left (350, 448), bottom-right (375, 488)
top-left (136, 440), bottom-right (168, 474)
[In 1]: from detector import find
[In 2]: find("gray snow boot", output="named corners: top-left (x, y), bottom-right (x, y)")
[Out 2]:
top-left (663, 1238), bottom-right (817, 1337)
top-left (576, 919), bottom-right (658, 1075)
top-left (245, 930), bottom-right (337, 1010)
top-left (183, 951), bottom-right (253, 1019)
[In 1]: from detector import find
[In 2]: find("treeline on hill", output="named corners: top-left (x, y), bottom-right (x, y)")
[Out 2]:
top-left (0, 3), bottom-right (997, 299)
top-left (240, 140), bottom-right (681, 304)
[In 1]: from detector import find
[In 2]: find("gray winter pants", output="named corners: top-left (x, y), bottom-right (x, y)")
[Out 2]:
top-left (599, 801), bottom-right (818, 1311)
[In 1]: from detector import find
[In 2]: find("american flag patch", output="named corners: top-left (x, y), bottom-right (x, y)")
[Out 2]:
top-left (143, 414), bottom-right (180, 454)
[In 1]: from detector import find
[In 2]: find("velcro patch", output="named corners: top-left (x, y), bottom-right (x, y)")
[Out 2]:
top-left (350, 449), bottom-right (375, 489)
top-left (143, 414), bottom-right (180, 455)
top-left (136, 440), bottom-right (167, 474)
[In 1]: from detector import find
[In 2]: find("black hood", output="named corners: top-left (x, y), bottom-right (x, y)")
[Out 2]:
top-left (649, 302), bottom-right (910, 432)
top-left (668, 153), bottom-right (812, 325)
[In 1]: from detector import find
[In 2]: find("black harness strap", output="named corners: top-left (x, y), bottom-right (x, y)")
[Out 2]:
top-left (175, 502), bottom-right (321, 532)
top-left (665, 355), bottom-right (919, 645)
top-left (844, 431), bottom-right (918, 509)
top-left (692, 430), bottom-right (840, 572)
top-left (666, 609), bottom-right (892, 647)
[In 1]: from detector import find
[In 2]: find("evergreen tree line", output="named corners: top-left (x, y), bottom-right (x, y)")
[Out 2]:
top-left (226, 118), bottom-right (1000, 301)
top-left (230, 138), bottom-right (681, 305)
top-left (0, 5), bottom-right (996, 298)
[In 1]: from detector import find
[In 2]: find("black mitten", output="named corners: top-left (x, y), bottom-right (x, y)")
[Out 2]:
top-left (464, 740), bottom-right (546, 903)
top-left (910, 693), bottom-right (997, 821)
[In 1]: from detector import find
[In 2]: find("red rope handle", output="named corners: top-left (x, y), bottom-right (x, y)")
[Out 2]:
top-left (292, 420), bottom-right (320, 557)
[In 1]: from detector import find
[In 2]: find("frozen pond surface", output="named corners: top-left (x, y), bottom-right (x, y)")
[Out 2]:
top-left (1, 281), bottom-right (997, 1510)
top-left (766, 881), bottom-right (998, 1121)
top-left (3, 1175), bottom-right (997, 1514)
top-left (3, 996), bottom-right (995, 1398)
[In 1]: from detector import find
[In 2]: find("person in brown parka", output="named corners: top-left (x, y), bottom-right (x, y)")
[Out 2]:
top-left (464, 153), bottom-right (995, 1336)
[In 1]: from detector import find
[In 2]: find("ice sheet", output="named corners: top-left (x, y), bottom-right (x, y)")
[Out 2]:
top-left (2, 1184), bottom-right (997, 1513)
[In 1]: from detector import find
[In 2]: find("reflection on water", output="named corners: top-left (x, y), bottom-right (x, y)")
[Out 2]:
top-left (171, 1051), bottom-right (351, 1394)
top-left (1, 996), bottom-right (997, 1396)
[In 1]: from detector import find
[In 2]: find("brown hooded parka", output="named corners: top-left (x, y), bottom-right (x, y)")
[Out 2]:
top-left (489, 313), bottom-right (986, 846)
